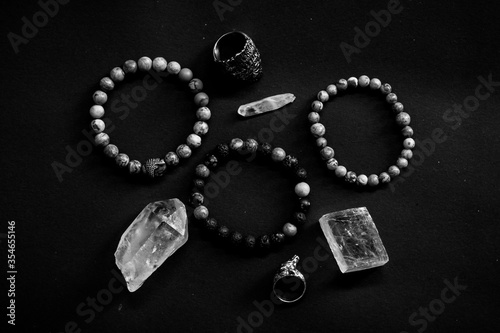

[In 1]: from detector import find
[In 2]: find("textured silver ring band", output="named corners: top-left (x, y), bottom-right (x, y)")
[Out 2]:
top-left (272, 255), bottom-right (306, 303)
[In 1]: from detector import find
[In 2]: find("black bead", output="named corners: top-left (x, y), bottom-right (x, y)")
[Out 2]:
top-left (293, 212), bottom-right (307, 225)
top-left (245, 235), bottom-right (256, 249)
top-left (270, 233), bottom-right (285, 246)
top-left (283, 155), bottom-right (299, 168)
top-left (295, 167), bottom-right (308, 180)
top-left (298, 198), bottom-right (311, 212)
top-left (231, 231), bottom-right (243, 246)
top-left (190, 192), bottom-right (204, 206)
top-left (258, 235), bottom-right (271, 249)
top-left (204, 217), bottom-right (218, 231)
top-left (258, 142), bottom-right (272, 157)
top-left (218, 225), bottom-right (230, 240)
top-left (193, 178), bottom-right (205, 189)
top-left (215, 143), bottom-right (230, 159)
top-left (204, 154), bottom-right (218, 169)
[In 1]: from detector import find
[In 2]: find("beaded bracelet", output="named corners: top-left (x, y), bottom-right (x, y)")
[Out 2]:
top-left (90, 56), bottom-right (211, 178)
top-left (188, 138), bottom-right (311, 252)
top-left (308, 75), bottom-right (415, 186)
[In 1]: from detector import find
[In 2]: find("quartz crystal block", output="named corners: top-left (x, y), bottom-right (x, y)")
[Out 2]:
top-left (115, 199), bottom-right (188, 292)
top-left (319, 207), bottom-right (388, 273)
top-left (237, 93), bottom-right (296, 117)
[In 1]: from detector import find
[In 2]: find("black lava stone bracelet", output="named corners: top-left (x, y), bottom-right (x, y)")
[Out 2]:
top-left (189, 138), bottom-right (311, 253)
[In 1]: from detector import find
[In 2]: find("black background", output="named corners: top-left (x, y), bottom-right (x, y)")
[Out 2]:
top-left (1, 0), bottom-right (500, 332)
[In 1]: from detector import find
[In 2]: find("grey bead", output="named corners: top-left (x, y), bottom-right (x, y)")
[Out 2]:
top-left (317, 90), bottom-right (329, 102)
top-left (138, 56), bottom-right (152, 71)
top-left (320, 146), bottom-right (335, 160)
top-left (368, 174), bottom-right (379, 186)
top-left (386, 93), bottom-right (397, 104)
top-left (99, 77), bottom-right (114, 91)
top-left (271, 147), bottom-right (286, 162)
top-left (167, 61), bottom-right (181, 74)
top-left (89, 105), bottom-right (105, 119)
top-left (388, 165), bottom-right (400, 177)
top-left (110, 67), bottom-right (125, 82)
top-left (115, 153), bottom-right (129, 168)
top-left (347, 77), bottom-right (358, 88)
top-left (335, 166), bottom-right (347, 177)
top-left (186, 133), bottom-right (202, 149)
top-left (103, 144), bottom-right (119, 158)
top-left (336, 78), bottom-right (348, 91)
top-left (94, 132), bottom-right (110, 146)
top-left (311, 100), bottom-right (323, 112)
top-left (311, 123), bottom-right (326, 138)
top-left (356, 174), bottom-right (368, 186)
top-left (326, 84), bottom-right (337, 96)
top-left (396, 112), bottom-right (411, 127)
top-left (380, 83), bottom-right (392, 95)
top-left (345, 171), bottom-right (357, 183)
top-left (194, 205), bottom-right (209, 220)
top-left (230, 138), bottom-right (244, 151)
top-left (164, 152), bottom-right (180, 166)
top-left (152, 57), bottom-right (168, 72)
top-left (195, 164), bottom-right (210, 178)
top-left (189, 78), bottom-right (204, 93)
top-left (396, 157), bottom-right (409, 169)
top-left (316, 137), bottom-right (327, 148)
top-left (401, 125), bottom-right (414, 137)
top-left (379, 172), bottom-right (391, 183)
top-left (128, 160), bottom-right (142, 174)
top-left (358, 75), bottom-right (370, 88)
top-left (401, 149), bottom-right (413, 160)
top-left (122, 60), bottom-right (137, 74)
top-left (370, 78), bottom-right (382, 90)
top-left (93, 90), bottom-right (107, 105)
top-left (392, 102), bottom-right (404, 113)
top-left (194, 92), bottom-right (209, 106)
top-left (326, 158), bottom-right (338, 170)
top-left (91, 119), bottom-right (105, 133)
top-left (193, 121), bottom-right (209, 136)
top-left (196, 107), bottom-right (211, 121)
top-left (308, 112), bottom-right (320, 124)
top-left (176, 144), bottom-right (192, 158)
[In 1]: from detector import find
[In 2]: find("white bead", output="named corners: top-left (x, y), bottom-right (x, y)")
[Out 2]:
top-left (193, 121), bottom-right (209, 136)
top-left (196, 107), bottom-right (211, 121)
top-left (167, 61), bottom-right (181, 74)
top-left (283, 223), bottom-right (297, 237)
top-left (91, 119), bottom-right (105, 133)
top-left (138, 56), bottom-right (152, 71)
top-left (369, 78), bottom-right (382, 90)
top-left (308, 112), bottom-right (320, 124)
top-left (153, 57), bottom-right (168, 72)
top-left (186, 133), bottom-right (202, 148)
top-left (295, 182), bottom-right (310, 197)
top-left (358, 75), bottom-right (370, 87)
top-left (311, 100), bottom-right (323, 112)
top-left (403, 138), bottom-right (415, 149)
top-left (368, 174), bottom-right (379, 186)
top-left (356, 174), bottom-right (368, 186)
top-left (110, 67), bottom-right (125, 82)
top-left (94, 132), bottom-right (110, 146)
top-left (347, 77), bottom-right (358, 88)
top-left (335, 166), bottom-right (347, 177)
top-left (310, 123), bottom-right (326, 138)
top-left (326, 84), bottom-right (337, 96)
top-left (317, 90), bottom-right (329, 102)
top-left (93, 90), bottom-right (107, 105)
top-left (271, 147), bottom-right (286, 162)
top-left (89, 105), bottom-right (105, 118)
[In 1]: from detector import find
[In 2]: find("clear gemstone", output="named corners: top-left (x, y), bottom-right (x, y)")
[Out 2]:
top-left (319, 207), bottom-right (389, 273)
top-left (114, 199), bottom-right (188, 292)
top-left (237, 93), bottom-right (296, 117)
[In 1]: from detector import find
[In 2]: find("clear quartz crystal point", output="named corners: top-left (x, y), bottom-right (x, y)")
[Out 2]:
top-left (237, 93), bottom-right (296, 117)
top-left (319, 207), bottom-right (389, 273)
top-left (114, 199), bottom-right (188, 292)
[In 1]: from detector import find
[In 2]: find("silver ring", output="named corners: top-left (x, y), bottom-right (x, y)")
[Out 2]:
top-left (272, 255), bottom-right (306, 303)
top-left (213, 31), bottom-right (263, 82)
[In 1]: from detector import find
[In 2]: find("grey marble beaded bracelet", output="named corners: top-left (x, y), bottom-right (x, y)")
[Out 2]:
top-left (90, 56), bottom-right (211, 178)
top-left (308, 75), bottom-right (415, 187)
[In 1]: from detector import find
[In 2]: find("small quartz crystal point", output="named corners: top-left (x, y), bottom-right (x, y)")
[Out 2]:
top-left (237, 93), bottom-right (296, 117)
top-left (114, 199), bottom-right (188, 292)
top-left (319, 207), bottom-right (388, 273)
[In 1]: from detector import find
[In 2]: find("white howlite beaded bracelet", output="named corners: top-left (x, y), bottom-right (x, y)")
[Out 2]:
top-left (308, 75), bottom-right (415, 187)
top-left (90, 56), bottom-right (211, 178)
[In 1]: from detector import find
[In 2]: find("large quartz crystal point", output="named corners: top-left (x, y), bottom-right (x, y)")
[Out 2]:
top-left (237, 93), bottom-right (296, 117)
top-left (114, 199), bottom-right (188, 292)
top-left (319, 207), bottom-right (388, 273)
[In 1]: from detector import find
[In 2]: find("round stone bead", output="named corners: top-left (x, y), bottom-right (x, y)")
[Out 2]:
top-left (317, 90), bottom-right (329, 102)
top-left (345, 171), bottom-right (357, 183)
top-left (295, 182), bottom-right (310, 197)
top-left (270, 233), bottom-right (285, 246)
top-left (122, 60), bottom-right (137, 74)
top-left (186, 133), bottom-right (202, 149)
top-left (244, 138), bottom-right (258, 153)
top-left (299, 198), bottom-right (311, 212)
top-left (396, 112), bottom-right (411, 126)
top-left (311, 123), bottom-right (326, 138)
top-left (245, 235), bottom-right (256, 249)
top-left (94, 132), bottom-right (110, 146)
top-left (258, 235), bottom-right (271, 249)
top-left (176, 144), bottom-right (192, 158)
top-left (347, 77), bottom-right (358, 88)
top-left (356, 174), bottom-right (368, 186)
top-left (368, 174), bottom-right (379, 186)
top-left (336, 78), bottom-right (348, 91)
top-left (204, 217), bottom-right (218, 231)
top-left (196, 107), bottom-right (211, 121)
top-left (164, 152), bottom-right (180, 166)
top-left (311, 100), bottom-right (323, 112)
top-left (401, 126), bottom-right (414, 137)
top-left (293, 212), bottom-right (307, 225)
top-left (128, 160), bottom-right (142, 174)
top-left (193, 121), bottom-right (209, 136)
top-left (189, 78), bottom-right (204, 93)
top-left (283, 223), bottom-right (297, 237)
top-left (103, 144), bottom-right (119, 158)
top-left (386, 93), bottom-right (397, 104)
top-left (204, 154), bottom-right (218, 169)
top-left (190, 192), bottom-right (204, 206)
top-left (326, 158), bottom-right (338, 170)
top-left (358, 75), bottom-right (370, 88)
top-left (388, 165), bottom-right (400, 177)
top-left (403, 138), bottom-right (415, 149)
top-left (167, 61), bottom-right (181, 74)
top-left (93, 90), bottom-right (107, 105)
top-left (179, 68), bottom-right (193, 82)
top-left (194, 205), bottom-right (209, 220)
top-left (99, 77), bottom-right (114, 91)
top-left (392, 102), bottom-right (404, 113)
top-left (379, 172), bottom-right (391, 183)
top-left (316, 137), bottom-right (327, 148)
top-left (231, 231), bottom-right (243, 246)
top-left (335, 165), bottom-right (347, 177)
top-left (152, 57), bottom-right (168, 72)
top-left (283, 155), bottom-right (299, 168)
top-left (110, 67), bottom-right (125, 82)
top-left (271, 147), bottom-right (286, 162)
top-left (369, 78), bottom-right (382, 90)
top-left (401, 149), bottom-right (413, 160)
top-left (326, 84), bottom-right (337, 96)
top-left (194, 92), bottom-right (209, 106)
top-left (115, 153), bottom-right (129, 168)
top-left (380, 83), bottom-right (392, 94)
top-left (193, 178), bottom-right (205, 189)
top-left (195, 164), bottom-right (210, 178)
top-left (258, 142), bottom-right (273, 157)
top-left (308, 112), bottom-right (320, 123)
top-left (295, 167), bottom-right (308, 180)
top-left (218, 225), bottom-right (231, 240)
top-left (397, 157), bottom-right (409, 168)
top-left (91, 119), bottom-right (105, 133)
top-left (230, 138), bottom-right (244, 151)
top-left (320, 146), bottom-right (335, 160)
top-left (138, 56), bottom-right (152, 71)
top-left (90, 105), bottom-right (105, 119)
top-left (215, 143), bottom-right (230, 159)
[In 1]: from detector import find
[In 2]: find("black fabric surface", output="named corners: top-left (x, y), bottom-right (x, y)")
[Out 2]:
top-left (1, 0), bottom-right (500, 332)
